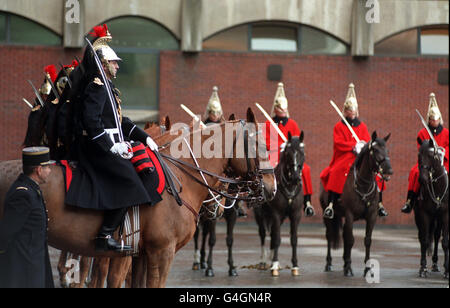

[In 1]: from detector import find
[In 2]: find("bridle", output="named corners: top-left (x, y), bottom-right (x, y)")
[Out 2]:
top-left (158, 120), bottom-right (274, 219)
top-left (279, 141), bottom-right (304, 203)
top-left (353, 141), bottom-right (390, 204)
top-left (419, 147), bottom-right (449, 207)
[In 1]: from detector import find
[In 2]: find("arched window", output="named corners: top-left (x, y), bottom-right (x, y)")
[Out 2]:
top-left (375, 25), bottom-right (449, 56)
top-left (203, 22), bottom-right (348, 55)
top-left (102, 16), bottom-right (179, 120)
top-left (0, 12), bottom-right (61, 46)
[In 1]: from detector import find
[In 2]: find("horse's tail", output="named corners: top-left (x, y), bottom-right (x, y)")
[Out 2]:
top-left (330, 216), bottom-right (342, 250)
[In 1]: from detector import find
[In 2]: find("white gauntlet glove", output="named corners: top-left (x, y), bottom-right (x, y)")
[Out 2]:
top-left (146, 136), bottom-right (159, 152)
top-left (110, 142), bottom-right (129, 156)
top-left (354, 141), bottom-right (366, 155)
top-left (280, 142), bottom-right (287, 152)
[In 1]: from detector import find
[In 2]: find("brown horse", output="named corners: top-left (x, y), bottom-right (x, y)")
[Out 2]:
top-left (320, 131), bottom-right (393, 277)
top-left (0, 109), bottom-right (276, 287)
top-left (58, 117), bottom-right (171, 288)
top-left (414, 138), bottom-right (449, 279)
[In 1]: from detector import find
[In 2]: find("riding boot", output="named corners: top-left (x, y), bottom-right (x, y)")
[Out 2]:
top-left (303, 195), bottom-right (315, 217)
top-left (401, 191), bottom-right (416, 214)
top-left (377, 192), bottom-right (388, 217)
top-left (323, 191), bottom-right (339, 219)
top-left (95, 207), bottom-right (132, 252)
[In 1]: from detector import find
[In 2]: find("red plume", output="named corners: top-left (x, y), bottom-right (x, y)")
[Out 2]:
top-left (44, 64), bottom-right (58, 83)
top-left (64, 59), bottom-right (79, 69)
top-left (90, 24), bottom-right (109, 38)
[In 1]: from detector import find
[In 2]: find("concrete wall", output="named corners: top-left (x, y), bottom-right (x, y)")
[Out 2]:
top-left (1, 0), bottom-right (448, 53)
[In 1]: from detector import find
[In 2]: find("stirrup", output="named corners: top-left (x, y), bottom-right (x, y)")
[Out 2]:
top-left (323, 207), bottom-right (334, 219)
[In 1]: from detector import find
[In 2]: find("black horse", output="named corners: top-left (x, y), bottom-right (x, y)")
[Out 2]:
top-left (254, 131), bottom-right (305, 276)
top-left (192, 198), bottom-right (240, 277)
top-left (414, 138), bottom-right (449, 279)
top-left (320, 131), bottom-right (393, 277)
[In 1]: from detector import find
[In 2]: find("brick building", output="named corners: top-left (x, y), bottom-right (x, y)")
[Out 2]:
top-left (0, 0), bottom-right (448, 225)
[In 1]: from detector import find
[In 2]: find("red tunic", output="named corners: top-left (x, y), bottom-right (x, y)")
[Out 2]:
top-left (265, 118), bottom-right (313, 195)
top-left (407, 126), bottom-right (449, 193)
top-left (320, 120), bottom-right (370, 194)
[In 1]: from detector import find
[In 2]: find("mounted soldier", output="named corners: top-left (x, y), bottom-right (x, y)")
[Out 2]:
top-left (401, 93), bottom-right (449, 214)
top-left (64, 24), bottom-right (160, 252)
top-left (202, 86), bottom-right (246, 218)
top-left (320, 83), bottom-right (388, 219)
top-left (264, 82), bottom-right (315, 217)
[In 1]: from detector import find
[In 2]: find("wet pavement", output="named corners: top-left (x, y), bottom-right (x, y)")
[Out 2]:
top-left (49, 222), bottom-right (449, 288)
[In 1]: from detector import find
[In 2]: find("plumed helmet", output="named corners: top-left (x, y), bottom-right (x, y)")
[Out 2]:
top-left (205, 86), bottom-right (223, 117)
top-left (427, 93), bottom-right (443, 125)
top-left (342, 83), bottom-right (359, 117)
top-left (40, 64), bottom-right (58, 95)
top-left (270, 82), bottom-right (289, 117)
top-left (90, 24), bottom-right (121, 62)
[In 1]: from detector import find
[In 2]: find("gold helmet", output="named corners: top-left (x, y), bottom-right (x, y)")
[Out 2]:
top-left (342, 83), bottom-right (359, 117)
top-left (427, 93), bottom-right (443, 124)
top-left (270, 82), bottom-right (289, 117)
top-left (205, 86), bottom-right (223, 117)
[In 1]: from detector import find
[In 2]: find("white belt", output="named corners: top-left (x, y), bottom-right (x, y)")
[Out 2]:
top-left (105, 128), bottom-right (120, 143)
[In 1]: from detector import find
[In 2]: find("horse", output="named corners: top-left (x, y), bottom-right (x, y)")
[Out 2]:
top-left (414, 138), bottom-right (449, 279)
top-left (0, 108), bottom-right (276, 288)
top-left (254, 131), bottom-right (305, 276)
top-left (320, 131), bottom-right (393, 277)
top-left (191, 196), bottom-right (241, 277)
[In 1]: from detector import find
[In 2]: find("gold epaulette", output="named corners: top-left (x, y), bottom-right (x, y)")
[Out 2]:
top-left (16, 187), bottom-right (28, 191)
top-left (93, 77), bottom-right (104, 86)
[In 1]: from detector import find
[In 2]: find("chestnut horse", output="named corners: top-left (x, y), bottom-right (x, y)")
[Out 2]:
top-left (0, 109), bottom-right (276, 287)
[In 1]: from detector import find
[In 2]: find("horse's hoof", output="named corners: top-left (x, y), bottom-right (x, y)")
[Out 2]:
top-left (324, 264), bottom-right (332, 272)
top-left (432, 263), bottom-right (440, 272)
top-left (201, 262), bottom-right (207, 269)
top-left (271, 269), bottom-right (280, 277)
top-left (291, 268), bottom-right (300, 276)
top-left (344, 267), bottom-right (354, 277)
top-left (419, 268), bottom-right (428, 278)
top-left (192, 263), bottom-right (200, 271)
top-left (258, 262), bottom-right (267, 270)
top-left (205, 268), bottom-right (215, 277)
top-left (229, 268), bottom-right (238, 277)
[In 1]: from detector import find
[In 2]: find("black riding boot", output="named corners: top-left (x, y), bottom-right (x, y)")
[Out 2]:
top-left (401, 191), bottom-right (416, 214)
top-left (323, 191), bottom-right (339, 219)
top-left (303, 194), bottom-right (315, 217)
top-left (378, 192), bottom-right (388, 217)
top-left (95, 207), bottom-right (132, 252)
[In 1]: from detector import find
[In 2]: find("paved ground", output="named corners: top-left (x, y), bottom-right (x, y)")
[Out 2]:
top-left (49, 222), bottom-right (449, 288)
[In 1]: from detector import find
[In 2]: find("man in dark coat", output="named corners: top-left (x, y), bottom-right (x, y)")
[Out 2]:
top-left (0, 147), bottom-right (55, 288)
top-left (64, 24), bottom-right (160, 252)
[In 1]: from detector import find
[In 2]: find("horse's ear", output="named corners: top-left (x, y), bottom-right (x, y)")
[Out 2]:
top-left (228, 114), bottom-right (236, 121)
top-left (288, 131), bottom-right (292, 141)
top-left (165, 116), bottom-right (171, 130)
top-left (299, 131), bottom-right (304, 143)
top-left (417, 137), bottom-right (422, 146)
top-left (144, 121), bottom-right (150, 130)
top-left (384, 133), bottom-right (391, 142)
top-left (246, 108), bottom-right (256, 123)
top-left (371, 131), bottom-right (377, 141)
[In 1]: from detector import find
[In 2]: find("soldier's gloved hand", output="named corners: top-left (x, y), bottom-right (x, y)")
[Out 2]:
top-left (146, 136), bottom-right (159, 152)
top-left (110, 143), bottom-right (129, 156)
top-left (353, 141), bottom-right (366, 155)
